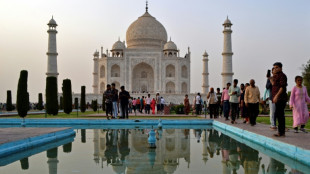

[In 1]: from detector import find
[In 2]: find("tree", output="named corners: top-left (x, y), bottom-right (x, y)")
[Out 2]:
top-left (20, 157), bottom-right (29, 170)
top-left (302, 59), bottom-right (310, 95)
top-left (74, 97), bottom-right (79, 109)
top-left (46, 77), bottom-right (58, 115)
top-left (80, 86), bottom-right (86, 112)
top-left (6, 90), bottom-right (13, 111)
top-left (37, 93), bottom-right (43, 110)
top-left (16, 70), bottom-right (29, 118)
top-left (63, 142), bottom-right (72, 153)
top-left (59, 96), bottom-right (63, 110)
top-left (62, 79), bottom-right (72, 114)
top-left (91, 100), bottom-right (97, 112)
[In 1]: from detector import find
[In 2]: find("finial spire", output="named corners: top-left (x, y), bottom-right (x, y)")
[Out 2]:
top-left (118, 36), bottom-right (120, 41)
top-left (146, 0), bottom-right (148, 12)
top-left (52, 15), bottom-right (53, 19)
top-left (170, 37), bottom-right (171, 41)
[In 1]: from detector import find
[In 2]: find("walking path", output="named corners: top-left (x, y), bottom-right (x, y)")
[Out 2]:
top-left (0, 127), bottom-right (71, 145)
top-left (214, 117), bottom-right (310, 150)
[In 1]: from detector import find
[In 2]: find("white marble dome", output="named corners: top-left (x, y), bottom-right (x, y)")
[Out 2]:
top-left (112, 40), bottom-right (126, 50)
top-left (126, 12), bottom-right (167, 49)
top-left (164, 40), bottom-right (177, 51)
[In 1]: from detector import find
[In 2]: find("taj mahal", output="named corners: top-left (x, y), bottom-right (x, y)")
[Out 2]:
top-left (46, 3), bottom-right (234, 103)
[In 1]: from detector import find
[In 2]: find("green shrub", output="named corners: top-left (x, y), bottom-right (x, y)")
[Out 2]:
top-left (175, 104), bottom-right (185, 114)
top-left (80, 86), bottom-right (86, 112)
top-left (16, 70), bottom-right (29, 118)
top-left (62, 79), bottom-right (72, 114)
top-left (6, 90), bottom-right (13, 111)
top-left (37, 93), bottom-right (43, 110)
top-left (46, 77), bottom-right (58, 115)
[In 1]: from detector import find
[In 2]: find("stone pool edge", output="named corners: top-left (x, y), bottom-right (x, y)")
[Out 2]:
top-left (0, 128), bottom-right (76, 158)
top-left (212, 120), bottom-right (310, 166)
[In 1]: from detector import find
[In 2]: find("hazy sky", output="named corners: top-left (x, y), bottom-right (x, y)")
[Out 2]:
top-left (0, 0), bottom-right (309, 102)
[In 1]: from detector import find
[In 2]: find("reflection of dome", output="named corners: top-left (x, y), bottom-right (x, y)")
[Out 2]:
top-left (126, 12), bottom-right (167, 49)
top-left (163, 40), bottom-right (177, 51)
top-left (163, 160), bottom-right (178, 174)
top-left (112, 164), bottom-right (126, 174)
top-left (112, 40), bottom-right (126, 50)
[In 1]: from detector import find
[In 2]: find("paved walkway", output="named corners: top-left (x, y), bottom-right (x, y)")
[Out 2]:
top-left (0, 127), bottom-right (70, 145)
top-left (214, 117), bottom-right (310, 150)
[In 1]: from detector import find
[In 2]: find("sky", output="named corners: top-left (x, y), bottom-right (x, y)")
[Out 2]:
top-left (0, 0), bottom-right (309, 102)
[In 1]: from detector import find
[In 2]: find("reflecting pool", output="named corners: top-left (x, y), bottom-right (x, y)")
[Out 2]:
top-left (0, 128), bottom-right (308, 174)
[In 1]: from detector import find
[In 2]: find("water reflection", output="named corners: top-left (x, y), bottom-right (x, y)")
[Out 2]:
top-left (93, 129), bottom-right (191, 174)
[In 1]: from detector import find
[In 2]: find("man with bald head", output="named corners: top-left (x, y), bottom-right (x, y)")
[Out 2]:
top-left (245, 79), bottom-right (260, 126)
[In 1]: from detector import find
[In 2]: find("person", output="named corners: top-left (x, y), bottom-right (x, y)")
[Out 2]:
top-left (245, 79), bottom-right (260, 126)
top-left (140, 96), bottom-right (144, 113)
top-left (151, 98), bottom-right (156, 114)
top-left (269, 62), bottom-right (288, 137)
top-left (119, 86), bottom-right (130, 119)
top-left (160, 97), bottom-right (165, 113)
top-left (195, 93), bottom-right (201, 115)
top-left (132, 98), bottom-right (137, 114)
top-left (207, 87), bottom-right (218, 119)
top-left (289, 76), bottom-right (310, 133)
top-left (104, 84), bottom-right (113, 120)
top-left (136, 97), bottom-right (141, 113)
top-left (184, 94), bottom-right (190, 115)
top-left (240, 83), bottom-right (249, 123)
top-left (128, 97), bottom-right (133, 114)
top-left (229, 79), bottom-right (241, 124)
top-left (156, 93), bottom-right (161, 114)
top-left (146, 94), bottom-right (151, 114)
top-left (222, 83), bottom-right (231, 120)
top-left (111, 83), bottom-right (119, 119)
top-left (264, 68), bottom-right (277, 129)
top-left (216, 88), bottom-right (222, 117)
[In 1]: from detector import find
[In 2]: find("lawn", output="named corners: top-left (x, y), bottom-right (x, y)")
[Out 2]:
top-left (256, 116), bottom-right (310, 130)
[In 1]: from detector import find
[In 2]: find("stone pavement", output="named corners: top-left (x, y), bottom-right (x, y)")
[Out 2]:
top-left (213, 117), bottom-right (310, 150)
top-left (0, 127), bottom-right (70, 145)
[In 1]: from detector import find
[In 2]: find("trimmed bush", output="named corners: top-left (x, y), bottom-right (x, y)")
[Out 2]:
top-left (47, 147), bottom-right (58, 158)
top-left (46, 77), bottom-right (58, 115)
top-left (59, 96), bottom-right (63, 110)
top-left (62, 79), bottom-right (72, 114)
top-left (91, 100), bottom-right (97, 112)
top-left (63, 142), bottom-right (72, 153)
top-left (74, 97), bottom-right (79, 109)
top-left (81, 129), bottom-right (86, 143)
top-left (16, 70), bottom-right (29, 118)
top-left (20, 158), bottom-right (29, 170)
top-left (6, 90), bottom-right (13, 111)
top-left (37, 93), bottom-right (43, 110)
top-left (80, 86), bottom-right (86, 112)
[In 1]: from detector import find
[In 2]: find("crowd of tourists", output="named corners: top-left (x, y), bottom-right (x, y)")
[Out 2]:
top-left (193, 62), bottom-right (310, 137)
top-left (103, 83), bottom-right (166, 120)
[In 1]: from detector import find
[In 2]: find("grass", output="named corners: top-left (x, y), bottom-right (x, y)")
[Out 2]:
top-left (256, 116), bottom-right (310, 129)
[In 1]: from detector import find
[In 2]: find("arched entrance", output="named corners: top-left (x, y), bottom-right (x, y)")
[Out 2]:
top-left (132, 63), bottom-right (154, 93)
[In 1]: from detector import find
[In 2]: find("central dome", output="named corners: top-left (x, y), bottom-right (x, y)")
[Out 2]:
top-left (126, 12), bottom-right (167, 49)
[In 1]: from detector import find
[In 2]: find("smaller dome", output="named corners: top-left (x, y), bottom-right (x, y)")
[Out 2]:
top-left (164, 39), bottom-right (177, 51)
top-left (93, 50), bottom-right (99, 57)
top-left (203, 51), bottom-right (208, 57)
top-left (112, 40), bottom-right (126, 50)
top-left (48, 16), bottom-right (57, 26)
top-left (223, 17), bottom-right (232, 26)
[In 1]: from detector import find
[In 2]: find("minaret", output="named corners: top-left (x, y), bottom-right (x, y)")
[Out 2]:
top-left (221, 16), bottom-right (234, 88)
top-left (202, 51), bottom-right (209, 94)
top-left (46, 16), bottom-right (59, 78)
top-left (92, 50), bottom-right (99, 94)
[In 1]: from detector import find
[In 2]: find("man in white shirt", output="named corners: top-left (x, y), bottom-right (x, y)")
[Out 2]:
top-left (160, 97), bottom-right (165, 114)
top-left (146, 94), bottom-right (152, 114)
top-left (195, 93), bottom-right (201, 115)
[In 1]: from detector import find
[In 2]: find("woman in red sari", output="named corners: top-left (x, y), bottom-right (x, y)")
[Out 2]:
top-left (151, 98), bottom-right (156, 114)
top-left (184, 94), bottom-right (190, 115)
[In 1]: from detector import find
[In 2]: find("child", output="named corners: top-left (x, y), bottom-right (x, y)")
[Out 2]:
top-left (289, 76), bottom-right (310, 133)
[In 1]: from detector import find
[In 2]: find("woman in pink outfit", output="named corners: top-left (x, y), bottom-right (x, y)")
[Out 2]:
top-left (289, 76), bottom-right (310, 133)
top-left (151, 98), bottom-right (156, 114)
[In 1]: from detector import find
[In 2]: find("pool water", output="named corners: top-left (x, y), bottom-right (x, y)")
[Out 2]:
top-left (0, 128), bottom-right (306, 174)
